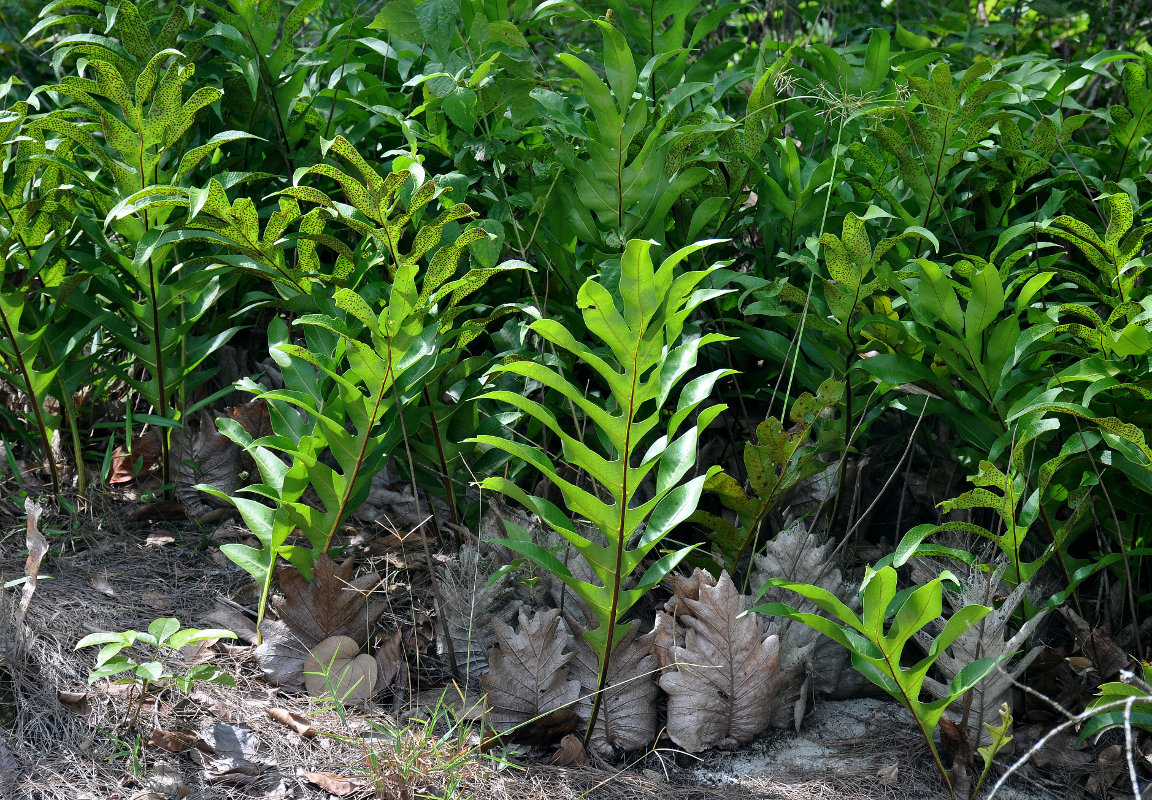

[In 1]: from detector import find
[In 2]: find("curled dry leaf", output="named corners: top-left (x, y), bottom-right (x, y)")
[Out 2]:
top-left (109, 431), bottom-right (161, 484)
top-left (266, 708), bottom-right (315, 737)
top-left (228, 397), bottom-right (272, 440)
top-left (192, 723), bottom-right (263, 785)
top-left (17, 497), bottom-right (46, 623)
top-left (550, 733), bottom-right (590, 766)
top-left (57, 690), bottom-right (90, 715)
top-left (254, 620), bottom-right (309, 688)
top-left (274, 556), bottom-right (384, 648)
top-left (938, 716), bottom-right (973, 796)
top-left (375, 630), bottom-right (402, 690)
top-left (568, 617), bottom-right (659, 758)
top-left (658, 570), bottom-right (781, 752)
top-left (148, 729), bottom-right (197, 753)
top-left (300, 771), bottom-right (365, 796)
top-left (481, 608), bottom-right (580, 733)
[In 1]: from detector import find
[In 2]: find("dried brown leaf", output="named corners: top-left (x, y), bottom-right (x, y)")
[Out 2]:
top-left (659, 570), bottom-right (781, 752)
top-left (254, 620), bottom-right (308, 688)
top-left (204, 600), bottom-right (259, 644)
top-left (437, 545), bottom-right (518, 682)
top-left (300, 772), bottom-right (365, 796)
top-left (753, 521), bottom-right (860, 708)
top-left (229, 398), bottom-right (272, 439)
top-left (1086, 744), bottom-right (1125, 797)
top-left (174, 410), bottom-right (242, 511)
top-left (481, 608), bottom-right (580, 732)
top-left (274, 556), bottom-right (384, 648)
top-left (148, 729), bottom-right (196, 753)
top-left (1060, 606), bottom-right (1136, 680)
top-left (198, 722), bottom-right (259, 760)
top-left (191, 723), bottom-right (263, 785)
top-left (109, 432), bottom-right (161, 484)
top-left (179, 640), bottom-right (220, 667)
top-left (938, 717), bottom-right (972, 768)
top-left (375, 630), bottom-right (402, 689)
top-left (17, 498), bottom-right (46, 623)
top-left (550, 734), bottom-right (590, 766)
top-left (265, 708), bottom-right (315, 737)
top-left (569, 617), bottom-right (659, 758)
top-left (57, 690), bottom-right (90, 715)
top-left (649, 611), bottom-right (679, 670)
top-left (664, 569), bottom-right (713, 616)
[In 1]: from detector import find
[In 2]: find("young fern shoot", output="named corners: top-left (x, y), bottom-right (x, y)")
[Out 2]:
top-left (473, 239), bottom-right (731, 743)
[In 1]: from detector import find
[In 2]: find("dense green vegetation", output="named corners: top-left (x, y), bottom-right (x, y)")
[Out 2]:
top-left (3, 0), bottom-right (1152, 795)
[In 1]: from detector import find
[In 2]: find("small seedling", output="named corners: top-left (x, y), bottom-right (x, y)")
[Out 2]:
top-left (75, 617), bottom-right (236, 727)
top-left (752, 565), bottom-right (1008, 800)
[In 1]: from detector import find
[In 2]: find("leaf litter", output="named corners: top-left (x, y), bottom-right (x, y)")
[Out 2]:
top-left (0, 500), bottom-right (1125, 800)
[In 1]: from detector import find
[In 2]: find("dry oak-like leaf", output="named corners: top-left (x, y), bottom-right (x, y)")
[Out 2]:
top-left (752, 520), bottom-right (863, 727)
top-left (481, 608), bottom-right (580, 733)
top-left (173, 409), bottom-right (242, 514)
top-left (568, 617), bottom-right (659, 758)
top-left (274, 556), bottom-right (384, 648)
top-left (914, 562), bottom-right (1047, 746)
top-left (437, 545), bottom-right (518, 683)
top-left (148, 729), bottom-right (197, 753)
top-left (659, 570), bottom-right (781, 752)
